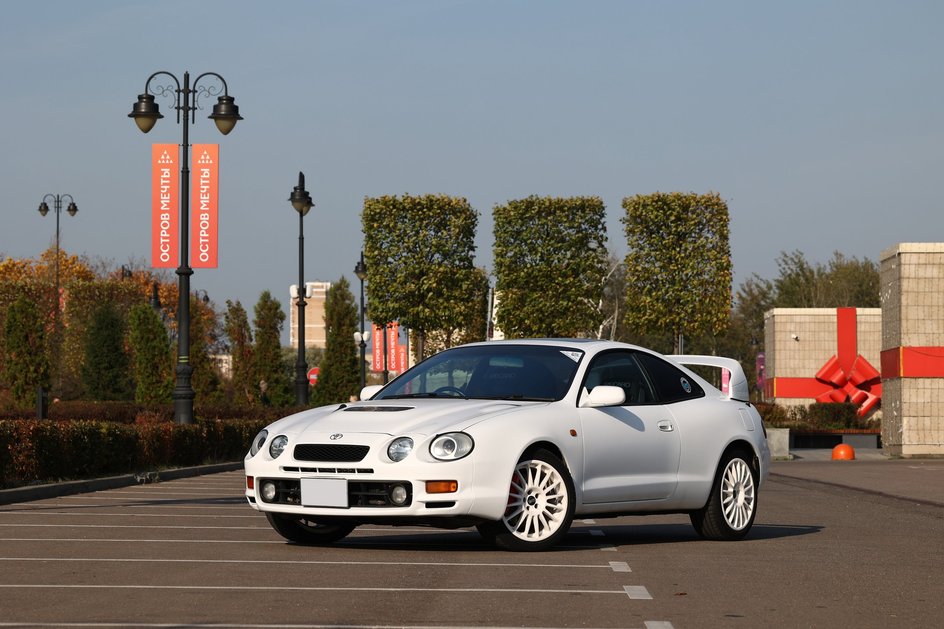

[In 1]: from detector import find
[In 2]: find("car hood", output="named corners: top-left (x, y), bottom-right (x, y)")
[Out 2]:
top-left (266, 398), bottom-right (537, 438)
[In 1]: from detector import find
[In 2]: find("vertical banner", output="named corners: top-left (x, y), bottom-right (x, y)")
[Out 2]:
top-left (151, 144), bottom-right (178, 268)
top-left (387, 322), bottom-right (400, 372)
top-left (397, 324), bottom-right (410, 373)
top-left (372, 323), bottom-right (385, 372)
top-left (371, 322), bottom-right (407, 373)
top-left (191, 144), bottom-right (219, 268)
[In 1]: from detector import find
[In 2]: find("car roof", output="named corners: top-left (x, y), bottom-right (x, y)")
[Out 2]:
top-left (463, 338), bottom-right (648, 352)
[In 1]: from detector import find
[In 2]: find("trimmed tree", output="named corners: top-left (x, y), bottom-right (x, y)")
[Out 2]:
top-left (253, 290), bottom-right (290, 406)
top-left (493, 196), bottom-right (609, 338)
top-left (128, 303), bottom-right (173, 404)
top-left (2, 295), bottom-right (50, 407)
top-left (224, 299), bottom-right (255, 405)
top-left (312, 277), bottom-right (359, 406)
top-left (362, 194), bottom-right (479, 359)
top-left (82, 302), bottom-right (133, 401)
top-left (622, 192), bottom-right (732, 353)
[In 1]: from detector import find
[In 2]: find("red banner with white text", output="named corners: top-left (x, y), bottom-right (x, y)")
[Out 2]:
top-left (151, 144), bottom-right (178, 268)
top-left (191, 144), bottom-right (219, 268)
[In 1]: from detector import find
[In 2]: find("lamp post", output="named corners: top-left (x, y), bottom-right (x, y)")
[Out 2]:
top-left (129, 70), bottom-right (242, 424)
top-left (37, 193), bottom-right (77, 401)
top-left (289, 172), bottom-right (314, 406)
top-left (354, 252), bottom-right (368, 390)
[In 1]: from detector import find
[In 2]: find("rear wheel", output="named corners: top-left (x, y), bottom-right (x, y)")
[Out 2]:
top-left (265, 513), bottom-right (355, 545)
top-left (690, 449), bottom-right (758, 540)
top-left (477, 449), bottom-right (575, 551)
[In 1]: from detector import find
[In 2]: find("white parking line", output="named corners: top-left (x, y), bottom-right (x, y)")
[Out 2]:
top-left (623, 585), bottom-right (653, 600)
top-left (609, 561), bottom-right (631, 572)
top-left (0, 584), bottom-right (637, 595)
top-left (0, 620), bottom-right (674, 629)
top-left (0, 522), bottom-right (269, 530)
top-left (0, 557), bottom-right (621, 570)
top-left (0, 511), bottom-right (264, 519)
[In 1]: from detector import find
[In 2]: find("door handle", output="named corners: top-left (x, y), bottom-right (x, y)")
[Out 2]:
top-left (657, 420), bottom-right (674, 432)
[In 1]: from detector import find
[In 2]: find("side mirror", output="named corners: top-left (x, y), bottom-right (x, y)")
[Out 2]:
top-left (359, 384), bottom-right (383, 401)
top-left (579, 385), bottom-right (626, 408)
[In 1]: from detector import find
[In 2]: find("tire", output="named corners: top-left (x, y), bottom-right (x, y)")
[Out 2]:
top-left (477, 448), bottom-right (575, 551)
top-left (265, 512), bottom-right (355, 545)
top-left (690, 449), bottom-right (758, 540)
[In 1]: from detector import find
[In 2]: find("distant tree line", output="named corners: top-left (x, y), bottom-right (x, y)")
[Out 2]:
top-left (1, 189), bottom-right (880, 412)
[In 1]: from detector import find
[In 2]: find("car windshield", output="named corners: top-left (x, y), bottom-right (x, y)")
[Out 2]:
top-left (376, 344), bottom-right (584, 402)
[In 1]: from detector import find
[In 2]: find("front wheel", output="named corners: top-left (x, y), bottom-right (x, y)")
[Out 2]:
top-left (690, 450), bottom-right (758, 540)
top-left (265, 512), bottom-right (355, 545)
top-left (477, 449), bottom-right (575, 551)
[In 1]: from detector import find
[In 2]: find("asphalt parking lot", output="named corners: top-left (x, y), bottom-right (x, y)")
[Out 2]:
top-left (0, 457), bottom-right (941, 628)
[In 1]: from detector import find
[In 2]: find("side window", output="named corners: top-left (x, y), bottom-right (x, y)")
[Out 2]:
top-left (635, 352), bottom-right (705, 403)
top-left (583, 351), bottom-right (655, 405)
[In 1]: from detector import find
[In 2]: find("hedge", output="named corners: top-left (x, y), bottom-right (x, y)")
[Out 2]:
top-left (0, 418), bottom-right (267, 489)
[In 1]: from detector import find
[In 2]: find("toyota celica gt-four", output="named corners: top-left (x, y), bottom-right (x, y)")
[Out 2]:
top-left (244, 339), bottom-right (771, 551)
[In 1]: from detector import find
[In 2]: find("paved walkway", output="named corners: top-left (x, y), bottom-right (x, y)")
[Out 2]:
top-left (771, 449), bottom-right (944, 507)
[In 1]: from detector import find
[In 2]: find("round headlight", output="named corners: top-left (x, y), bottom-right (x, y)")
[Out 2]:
top-left (250, 429), bottom-right (268, 457)
top-left (430, 432), bottom-right (474, 461)
top-left (269, 435), bottom-right (289, 459)
top-left (387, 437), bottom-right (414, 462)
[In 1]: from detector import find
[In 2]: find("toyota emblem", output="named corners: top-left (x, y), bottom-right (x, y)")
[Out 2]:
top-left (329, 433), bottom-right (343, 440)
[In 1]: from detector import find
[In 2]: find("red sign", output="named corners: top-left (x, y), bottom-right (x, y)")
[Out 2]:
top-left (151, 144), bottom-right (178, 268)
top-left (191, 144), bottom-right (219, 268)
top-left (307, 367), bottom-right (320, 385)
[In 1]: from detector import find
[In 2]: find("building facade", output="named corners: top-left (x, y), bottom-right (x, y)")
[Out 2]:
top-left (288, 281), bottom-right (330, 349)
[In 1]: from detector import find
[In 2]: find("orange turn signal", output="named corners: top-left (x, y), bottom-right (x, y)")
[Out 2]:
top-left (426, 480), bottom-right (458, 494)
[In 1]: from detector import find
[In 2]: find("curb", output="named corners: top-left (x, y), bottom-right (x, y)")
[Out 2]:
top-left (0, 461), bottom-right (243, 505)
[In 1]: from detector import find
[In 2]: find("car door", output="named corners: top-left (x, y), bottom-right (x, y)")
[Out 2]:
top-left (578, 350), bottom-right (681, 503)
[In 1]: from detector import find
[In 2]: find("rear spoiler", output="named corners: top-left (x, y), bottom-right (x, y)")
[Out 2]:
top-left (667, 355), bottom-right (750, 403)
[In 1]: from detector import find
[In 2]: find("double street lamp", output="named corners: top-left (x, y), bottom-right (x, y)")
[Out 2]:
top-left (129, 70), bottom-right (242, 424)
top-left (289, 172), bottom-right (314, 406)
top-left (37, 193), bottom-right (78, 401)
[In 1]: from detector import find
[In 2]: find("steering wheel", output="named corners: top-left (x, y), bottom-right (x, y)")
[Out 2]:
top-left (434, 386), bottom-right (467, 398)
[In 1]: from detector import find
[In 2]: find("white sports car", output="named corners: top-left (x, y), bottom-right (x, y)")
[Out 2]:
top-left (244, 339), bottom-right (770, 551)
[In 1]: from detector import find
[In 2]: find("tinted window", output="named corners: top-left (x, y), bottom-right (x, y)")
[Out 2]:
top-left (583, 351), bottom-right (655, 405)
top-left (635, 352), bottom-right (705, 403)
top-left (376, 344), bottom-right (583, 402)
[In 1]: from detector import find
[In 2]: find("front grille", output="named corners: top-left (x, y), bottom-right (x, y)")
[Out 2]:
top-left (294, 444), bottom-right (369, 462)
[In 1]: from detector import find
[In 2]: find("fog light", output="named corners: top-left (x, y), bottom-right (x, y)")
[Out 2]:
top-left (390, 484), bottom-right (408, 505)
top-left (261, 481), bottom-right (277, 502)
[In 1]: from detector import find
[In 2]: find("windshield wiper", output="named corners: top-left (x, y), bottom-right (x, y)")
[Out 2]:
top-left (474, 395), bottom-right (555, 402)
top-left (383, 392), bottom-right (468, 400)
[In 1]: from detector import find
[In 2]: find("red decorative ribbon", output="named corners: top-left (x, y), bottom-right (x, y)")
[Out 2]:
top-left (768, 308), bottom-right (882, 417)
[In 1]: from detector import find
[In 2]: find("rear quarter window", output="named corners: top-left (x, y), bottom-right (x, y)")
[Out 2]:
top-left (635, 352), bottom-right (705, 404)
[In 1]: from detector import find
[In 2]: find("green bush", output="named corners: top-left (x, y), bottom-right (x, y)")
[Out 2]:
top-left (0, 417), bottom-right (267, 489)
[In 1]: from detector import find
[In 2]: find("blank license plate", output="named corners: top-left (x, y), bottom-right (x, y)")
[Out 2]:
top-left (300, 478), bottom-right (348, 508)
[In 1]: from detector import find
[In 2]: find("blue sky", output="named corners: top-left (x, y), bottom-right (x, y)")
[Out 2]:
top-left (2, 1), bottom-right (941, 336)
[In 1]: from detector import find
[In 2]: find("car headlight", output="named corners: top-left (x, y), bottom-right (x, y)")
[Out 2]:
top-left (269, 435), bottom-right (289, 459)
top-left (249, 429), bottom-right (268, 457)
top-left (430, 432), bottom-right (474, 461)
top-left (387, 437), bottom-right (414, 462)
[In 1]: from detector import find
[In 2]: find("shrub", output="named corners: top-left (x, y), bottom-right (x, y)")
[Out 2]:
top-left (0, 417), bottom-right (266, 489)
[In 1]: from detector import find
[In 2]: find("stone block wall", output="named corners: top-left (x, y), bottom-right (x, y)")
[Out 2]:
top-left (879, 243), bottom-right (944, 456)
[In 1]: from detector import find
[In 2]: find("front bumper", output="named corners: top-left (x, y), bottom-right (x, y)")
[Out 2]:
top-left (244, 435), bottom-right (497, 523)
